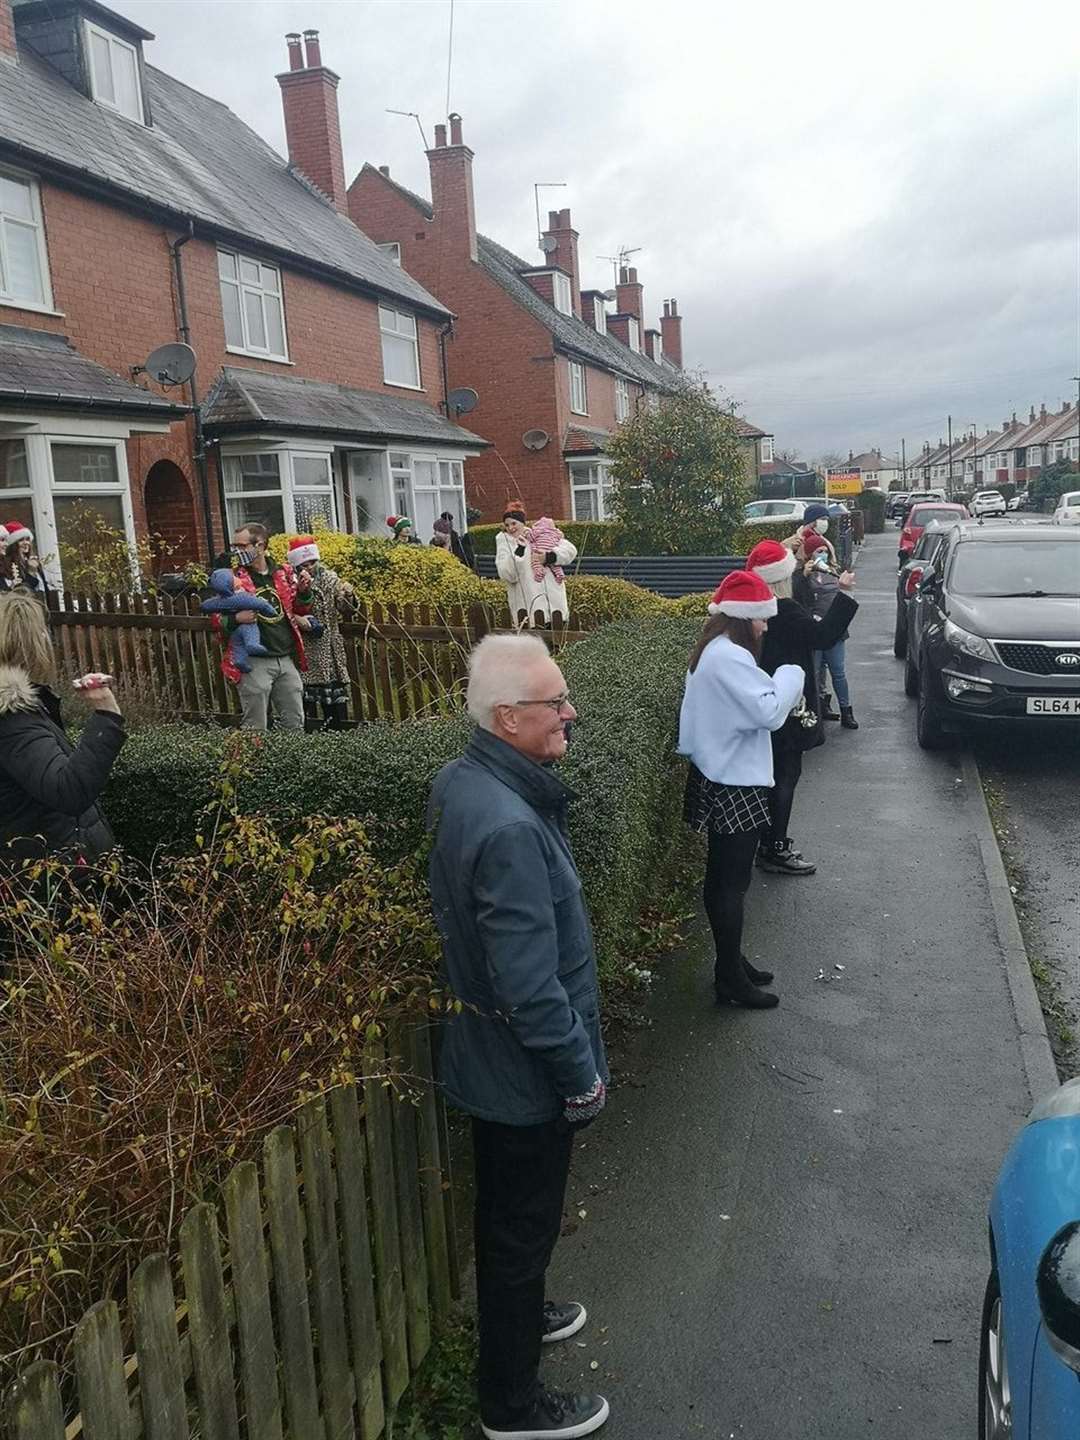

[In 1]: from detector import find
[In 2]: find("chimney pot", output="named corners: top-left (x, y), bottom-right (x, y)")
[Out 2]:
top-left (448, 112), bottom-right (463, 146)
top-left (434, 122), bottom-right (447, 148)
top-left (302, 29), bottom-right (321, 67)
top-left (427, 113), bottom-right (477, 260)
top-left (659, 293), bottom-right (683, 368)
top-left (286, 32), bottom-right (303, 70)
top-left (619, 266), bottom-right (629, 285)
top-left (548, 209), bottom-right (560, 229)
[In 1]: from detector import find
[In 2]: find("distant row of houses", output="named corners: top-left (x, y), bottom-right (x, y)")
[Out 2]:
top-left (907, 402), bottom-right (1079, 492)
top-left (0, 0), bottom-right (771, 583)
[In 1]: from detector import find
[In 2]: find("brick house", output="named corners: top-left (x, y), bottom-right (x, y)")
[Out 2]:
top-left (0, 2), bottom-right (483, 586)
top-left (349, 118), bottom-right (695, 523)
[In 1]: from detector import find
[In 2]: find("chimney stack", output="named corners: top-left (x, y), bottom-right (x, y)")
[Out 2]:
top-left (661, 298), bottom-right (683, 368)
top-left (541, 208), bottom-right (580, 316)
top-left (0, 0), bottom-right (18, 62)
top-left (277, 29), bottom-right (348, 212)
top-left (426, 111), bottom-right (477, 261)
top-left (616, 265), bottom-right (644, 328)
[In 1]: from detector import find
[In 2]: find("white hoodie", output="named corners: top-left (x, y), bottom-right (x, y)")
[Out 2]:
top-left (678, 636), bottom-right (805, 786)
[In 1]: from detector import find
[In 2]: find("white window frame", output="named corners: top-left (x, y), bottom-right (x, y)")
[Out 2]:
top-left (379, 305), bottom-right (422, 389)
top-left (1027, 447), bottom-right (1040, 467)
top-left (84, 20), bottom-right (144, 124)
top-left (760, 437), bottom-right (774, 464)
top-left (614, 377), bottom-right (630, 423)
top-left (593, 297), bottom-right (607, 334)
top-left (0, 167), bottom-right (54, 313)
top-left (651, 333), bottom-right (663, 364)
top-left (218, 249), bottom-right (290, 362)
top-left (569, 460), bottom-right (614, 521)
top-left (627, 317), bottom-right (640, 353)
top-left (552, 271), bottom-right (572, 315)
top-left (220, 441), bottom-right (338, 537)
top-left (569, 361), bottom-right (588, 416)
top-left (377, 242), bottom-right (402, 266)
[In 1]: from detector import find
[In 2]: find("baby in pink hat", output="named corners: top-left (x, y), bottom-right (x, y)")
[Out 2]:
top-left (527, 516), bottom-right (566, 583)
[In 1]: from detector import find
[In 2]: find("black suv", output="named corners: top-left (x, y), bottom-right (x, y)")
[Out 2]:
top-left (909, 523), bottom-right (1080, 749)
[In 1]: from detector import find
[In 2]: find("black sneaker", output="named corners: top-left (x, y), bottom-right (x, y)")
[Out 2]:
top-left (542, 1300), bottom-right (587, 1343)
top-left (482, 1387), bottom-right (610, 1439)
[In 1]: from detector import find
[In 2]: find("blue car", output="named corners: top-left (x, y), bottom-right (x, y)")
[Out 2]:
top-left (983, 1079), bottom-right (1080, 1436)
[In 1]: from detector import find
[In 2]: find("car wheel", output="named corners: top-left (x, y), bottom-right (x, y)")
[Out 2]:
top-left (978, 1270), bottom-right (1012, 1439)
top-left (916, 660), bottom-right (946, 750)
top-left (893, 605), bottom-right (908, 658)
top-left (904, 648), bottom-right (919, 697)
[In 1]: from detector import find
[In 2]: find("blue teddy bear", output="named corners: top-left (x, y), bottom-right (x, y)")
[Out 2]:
top-left (200, 568), bottom-right (277, 672)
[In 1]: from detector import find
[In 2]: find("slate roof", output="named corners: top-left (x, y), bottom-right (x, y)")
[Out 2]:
top-left (0, 43), bottom-right (451, 318)
top-left (355, 167), bottom-right (681, 391)
top-left (0, 324), bottom-right (188, 415)
top-left (202, 367), bottom-right (487, 450)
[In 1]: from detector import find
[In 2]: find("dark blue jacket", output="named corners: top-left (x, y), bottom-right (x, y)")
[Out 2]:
top-left (426, 727), bottom-right (607, 1124)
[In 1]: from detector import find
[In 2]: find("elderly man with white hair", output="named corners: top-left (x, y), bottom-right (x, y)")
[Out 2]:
top-left (427, 633), bottom-right (610, 1440)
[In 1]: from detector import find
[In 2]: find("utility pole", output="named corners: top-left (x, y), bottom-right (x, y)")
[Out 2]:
top-left (971, 424), bottom-right (979, 490)
top-left (947, 415), bottom-right (954, 496)
top-left (901, 438), bottom-right (906, 488)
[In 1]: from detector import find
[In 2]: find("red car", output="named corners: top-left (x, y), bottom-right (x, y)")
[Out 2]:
top-left (898, 503), bottom-right (969, 563)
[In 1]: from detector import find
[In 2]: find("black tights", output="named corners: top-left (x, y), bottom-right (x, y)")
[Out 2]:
top-left (703, 829), bottom-right (760, 991)
top-left (767, 746), bottom-right (803, 847)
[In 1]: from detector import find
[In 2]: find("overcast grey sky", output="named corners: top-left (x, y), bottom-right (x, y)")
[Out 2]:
top-left (126, 0), bottom-right (1078, 460)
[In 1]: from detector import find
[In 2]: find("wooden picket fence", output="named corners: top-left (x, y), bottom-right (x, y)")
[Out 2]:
top-left (45, 592), bottom-right (588, 725)
top-left (3, 1024), bottom-right (457, 1440)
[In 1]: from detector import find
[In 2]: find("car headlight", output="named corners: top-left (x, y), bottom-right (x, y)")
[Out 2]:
top-left (943, 618), bottom-right (996, 663)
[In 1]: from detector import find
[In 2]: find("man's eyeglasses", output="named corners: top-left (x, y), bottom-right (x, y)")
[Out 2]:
top-left (513, 693), bottom-right (571, 713)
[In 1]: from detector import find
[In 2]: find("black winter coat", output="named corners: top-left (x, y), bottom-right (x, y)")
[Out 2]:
top-left (760, 592), bottom-right (858, 749)
top-left (0, 667), bottom-right (125, 862)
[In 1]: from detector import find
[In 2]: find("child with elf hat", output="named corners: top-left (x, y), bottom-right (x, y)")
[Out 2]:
top-left (678, 570), bottom-right (806, 1008)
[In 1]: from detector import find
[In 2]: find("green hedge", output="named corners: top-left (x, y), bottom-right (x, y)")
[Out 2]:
top-left (853, 489), bottom-right (886, 534)
top-left (106, 617), bottom-right (699, 980)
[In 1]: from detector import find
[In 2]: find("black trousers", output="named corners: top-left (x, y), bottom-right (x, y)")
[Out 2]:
top-left (472, 1116), bottom-right (574, 1424)
top-left (703, 828), bottom-right (760, 990)
top-left (767, 745), bottom-right (803, 846)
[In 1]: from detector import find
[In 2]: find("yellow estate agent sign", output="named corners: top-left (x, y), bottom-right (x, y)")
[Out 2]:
top-left (826, 470), bottom-right (864, 497)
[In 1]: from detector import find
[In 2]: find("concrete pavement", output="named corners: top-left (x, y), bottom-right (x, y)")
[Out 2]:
top-left (542, 533), bottom-right (1045, 1438)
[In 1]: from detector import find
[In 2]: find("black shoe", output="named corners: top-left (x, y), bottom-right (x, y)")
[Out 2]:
top-left (482, 1387), bottom-right (610, 1439)
top-left (840, 706), bottom-right (859, 730)
top-left (542, 1301), bottom-right (587, 1344)
top-left (820, 693), bottom-right (840, 721)
top-left (715, 974), bottom-right (780, 1009)
top-left (757, 842), bottom-right (816, 876)
top-left (742, 955), bottom-right (774, 986)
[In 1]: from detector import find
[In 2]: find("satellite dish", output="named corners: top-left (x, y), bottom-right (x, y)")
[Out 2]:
top-left (539, 235), bottom-right (558, 254)
top-left (140, 342), bottom-right (197, 388)
top-left (522, 428), bottom-right (550, 451)
top-left (602, 289), bottom-right (617, 303)
top-left (448, 386), bottom-right (479, 416)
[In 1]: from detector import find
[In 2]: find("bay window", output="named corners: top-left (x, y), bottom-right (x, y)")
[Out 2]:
top-left (0, 169), bottom-right (53, 311)
top-left (218, 250), bottom-right (288, 360)
top-left (350, 449), bottom-right (468, 541)
top-left (221, 446), bottom-right (337, 536)
top-left (379, 306), bottom-right (421, 388)
top-left (570, 460), bottom-right (614, 521)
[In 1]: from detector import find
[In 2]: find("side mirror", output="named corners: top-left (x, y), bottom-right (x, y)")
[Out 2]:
top-left (1038, 1221), bottom-right (1080, 1373)
top-left (916, 567), bottom-right (938, 593)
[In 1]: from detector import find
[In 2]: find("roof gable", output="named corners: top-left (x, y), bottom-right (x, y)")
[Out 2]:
top-left (0, 46), bottom-right (451, 319)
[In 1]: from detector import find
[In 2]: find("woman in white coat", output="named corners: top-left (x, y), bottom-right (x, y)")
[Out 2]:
top-left (678, 570), bottom-right (805, 1009)
top-left (494, 503), bottom-right (578, 627)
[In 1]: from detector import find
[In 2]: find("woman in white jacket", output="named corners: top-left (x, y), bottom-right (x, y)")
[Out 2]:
top-left (494, 502), bottom-right (578, 627)
top-left (678, 570), bottom-right (805, 1008)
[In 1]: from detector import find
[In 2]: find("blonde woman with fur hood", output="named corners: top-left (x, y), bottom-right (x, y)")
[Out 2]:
top-left (0, 591), bottom-right (124, 863)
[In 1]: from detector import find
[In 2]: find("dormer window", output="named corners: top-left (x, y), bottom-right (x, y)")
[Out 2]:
top-left (627, 317), bottom-right (640, 353)
top-left (593, 297), bottom-right (606, 334)
top-left (85, 21), bottom-right (144, 123)
top-left (552, 271), bottom-right (572, 316)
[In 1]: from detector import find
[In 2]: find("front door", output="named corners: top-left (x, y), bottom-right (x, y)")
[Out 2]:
top-left (348, 452), bottom-right (388, 535)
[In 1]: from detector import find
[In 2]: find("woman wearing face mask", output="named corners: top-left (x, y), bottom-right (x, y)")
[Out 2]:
top-left (746, 538), bottom-right (857, 877)
top-left (679, 571), bottom-right (806, 1008)
top-left (783, 503), bottom-right (837, 568)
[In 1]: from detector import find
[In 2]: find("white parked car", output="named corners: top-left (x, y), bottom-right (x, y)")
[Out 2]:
top-left (743, 499), bottom-right (808, 527)
top-left (1053, 491), bottom-right (1080, 526)
top-left (971, 489), bottom-right (1007, 517)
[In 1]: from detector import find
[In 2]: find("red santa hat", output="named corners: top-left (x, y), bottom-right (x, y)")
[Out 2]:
top-left (2, 519), bottom-right (32, 546)
top-left (708, 569), bottom-right (778, 619)
top-left (287, 535), bottom-right (319, 567)
top-left (746, 537), bottom-right (797, 585)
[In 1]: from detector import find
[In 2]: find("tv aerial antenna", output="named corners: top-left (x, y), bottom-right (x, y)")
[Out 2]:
top-left (534, 182), bottom-right (567, 253)
top-left (385, 108), bottom-right (430, 150)
top-left (597, 246), bottom-right (642, 287)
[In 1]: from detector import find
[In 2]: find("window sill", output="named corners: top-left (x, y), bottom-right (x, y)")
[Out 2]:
top-left (382, 379), bottom-right (424, 392)
top-left (0, 298), bottom-right (64, 318)
top-left (570, 409), bottom-right (589, 418)
top-left (226, 346), bottom-right (294, 366)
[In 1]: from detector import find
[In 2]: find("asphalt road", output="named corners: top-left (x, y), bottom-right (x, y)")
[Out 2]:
top-left (541, 533), bottom-right (1038, 1439)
